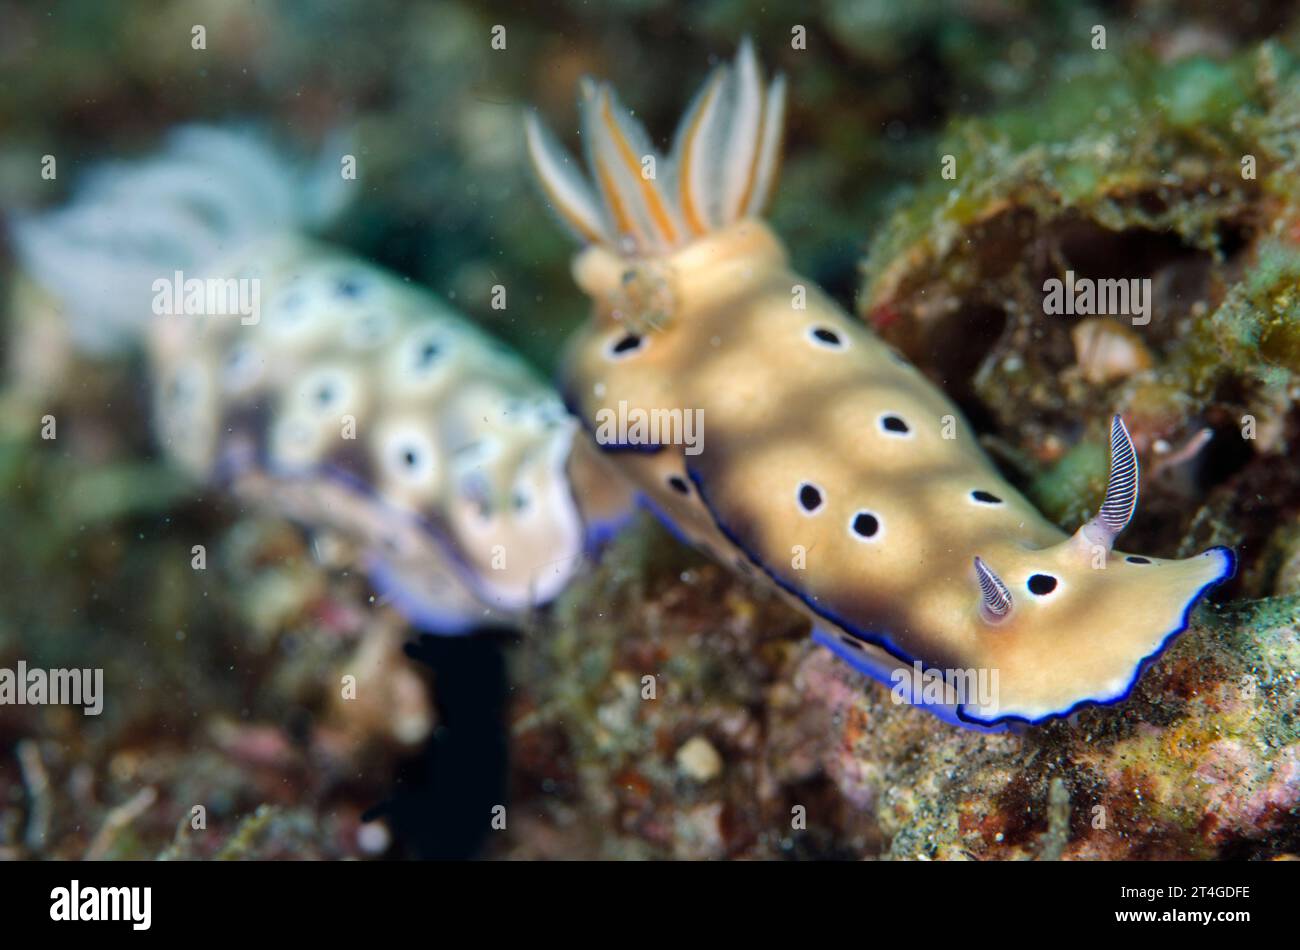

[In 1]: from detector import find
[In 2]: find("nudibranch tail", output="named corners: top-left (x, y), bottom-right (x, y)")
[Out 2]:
top-left (526, 37), bottom-right (786, 256)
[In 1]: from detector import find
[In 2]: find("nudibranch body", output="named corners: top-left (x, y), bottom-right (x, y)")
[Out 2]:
top-left (526, 41), bottom-right (1235, 727)
top-left (11, 127), bottom-right (626, 633)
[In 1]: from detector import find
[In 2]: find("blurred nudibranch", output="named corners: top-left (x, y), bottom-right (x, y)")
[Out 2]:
top-left (8, 127), bottom-right (629, 634)
top-left (525, 39), bottom-right (1236, 728)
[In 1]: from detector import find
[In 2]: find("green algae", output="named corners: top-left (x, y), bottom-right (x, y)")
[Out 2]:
top-left (862, 49), bottom-right (1279, 310)
top-left (1027, 439), bottom-right (1108, 526)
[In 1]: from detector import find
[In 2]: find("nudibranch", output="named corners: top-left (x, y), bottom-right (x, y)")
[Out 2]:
top-left (10, 127), bottom-right (627, 633)
top-left (525, 40), bottom-right (1236, 727)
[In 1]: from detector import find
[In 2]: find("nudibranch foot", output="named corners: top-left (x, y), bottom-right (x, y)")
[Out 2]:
top-left (811, 628), bottom-right (1011, 735)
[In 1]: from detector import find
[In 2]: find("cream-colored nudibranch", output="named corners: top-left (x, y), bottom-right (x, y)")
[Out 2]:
top-left (525, 40), bottom-right (1235, 728)
top-left (9, 127), bottom-right (628, 634)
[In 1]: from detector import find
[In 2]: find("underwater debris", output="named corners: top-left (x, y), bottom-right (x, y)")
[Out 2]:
top-left (1070, 317), bottom-right (1154, 385)
top-left (676, 735), bottom-right (724, 783)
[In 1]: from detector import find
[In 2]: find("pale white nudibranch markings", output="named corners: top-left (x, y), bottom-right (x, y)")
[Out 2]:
top-left (376, 420), bottom-right (441, 492)
top-left (408, 331), bottom-right (445, 370)
top-left (332, 271), bottom-right (371, 299)
top-left (343, 309), bottom-right (398, 350)
top-left (265, 280), bottom-right (334, 344)
top-left (385, 325), bottom-right (463, 399)
top-left (268, 411), bottom-right (327, 471)
top-left (294, 365), bottom-right (362, 416)
top-left (220, 342), bottom-right (266, 395)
